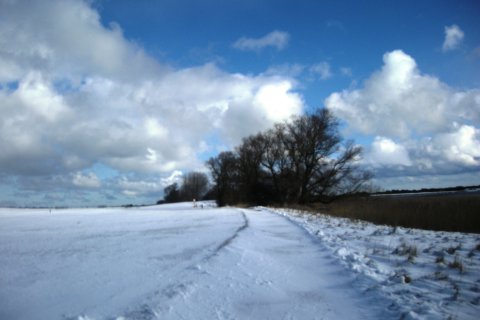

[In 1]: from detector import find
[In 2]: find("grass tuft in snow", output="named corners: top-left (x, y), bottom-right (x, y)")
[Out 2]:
top-left (448, 256), bottom-right (464, 273)
top-left (446, 244), bottom-right (461, 255)
top-left (393, 242), bottom-right (418, 263)
top-left (436, 254), bottom-right (445, 264)
top-left (434, 271), bottom-right (449, 281)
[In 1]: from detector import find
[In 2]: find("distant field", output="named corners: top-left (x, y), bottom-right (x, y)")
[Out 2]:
top-left (289, 191), bottom-right (480, 233)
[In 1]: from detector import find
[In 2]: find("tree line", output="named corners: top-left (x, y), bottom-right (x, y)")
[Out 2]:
top-left (206, 109), bottom-right (372, 206)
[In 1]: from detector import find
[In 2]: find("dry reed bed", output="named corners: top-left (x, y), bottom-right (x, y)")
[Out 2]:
top-left (290, 193), bottom-right (480, 233)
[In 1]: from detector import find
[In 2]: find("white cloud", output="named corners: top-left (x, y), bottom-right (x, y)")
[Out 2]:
top-left (222, 80), bottom-right (303, 144)
top-left (326, 50), bottom-right (480, 182)
top-left (433, 124), bottom-right (480, 166)
top-left (0, 0), bottom-right (161, 82)
top-left (16, 72), bottom-right (71, 122)
top-left (442, 24), bottom-right (464, 52)
top-left (0, 73), bottom-right (73, 175)
top-left (368, 137), bottom-right (412, 166)
top-left (72, 172), bottom-right (101, 188)
top-left (326, 50), bottom-right (480, 138)
top-left (310, 62), bottom-right (332, 80)
top-left (363, 125), bottom-right (480, 183)
top-left (233, 30), bottom-right (290, 51)
top-left (122, 190), bottom-right (139, 197)
top-left (0, 0), bottom-right (305, 205)
top-left (161, 170), bottom-right (183, 187)
top-left (264, 64), bottom-right (305, 78)
top-left (116, 176), bottom-right (165, 198)
top-left (253, 81), bottom-right (303, 124)
top-left (144, 118), bottom-right (169, 139)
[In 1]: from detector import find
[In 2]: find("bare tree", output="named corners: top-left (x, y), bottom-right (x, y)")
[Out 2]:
top-left (281, 109), bottom-right (372, 203)
top-left (235, 134), bottom-right (267, 203)
top-left (180, 172), bottom-right (209, 201)
top-left (207, 108), bottom-right (372, 206)
top-left (163, 183), bottom-right (180, 203)
top-left (307, 141), bottom-right (372, 202)
top-left (206, 151), bottom-right (239, 206)
top-left (259, 124), bottom-right (290, 202)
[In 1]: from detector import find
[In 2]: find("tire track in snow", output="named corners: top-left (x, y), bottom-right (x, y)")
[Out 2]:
top-left (116, 209), bottom-right (250, 320)
top-left (207, 209), bottom-right (249, 259)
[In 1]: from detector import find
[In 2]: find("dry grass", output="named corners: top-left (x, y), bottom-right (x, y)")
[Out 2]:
top-left (448, 256), bottom-right (465, 273)
top-left (294, 193), bottom-right (480, 233)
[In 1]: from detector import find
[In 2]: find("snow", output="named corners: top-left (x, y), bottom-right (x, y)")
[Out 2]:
top-left (0, 203), bottom-right (478, 319)
top-left (271, 207), bottom-right (480, 319)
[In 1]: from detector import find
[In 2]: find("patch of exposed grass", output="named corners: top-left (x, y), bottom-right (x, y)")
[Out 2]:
top-left (434, 271), bottom-right (449, 281)
top-left (393, 242), bottom-right (418, 262)
top-left (448, 256), bottom-right (464, 273)
top-left (446, 244), bottom-right (461, 255)
top-left (435, 254), bottom-right (445, 264)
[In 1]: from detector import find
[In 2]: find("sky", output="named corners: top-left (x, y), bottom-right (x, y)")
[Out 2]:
top-left (0, 0), bottom-right (479, 207)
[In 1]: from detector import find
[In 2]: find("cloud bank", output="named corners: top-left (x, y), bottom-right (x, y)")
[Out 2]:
top-left (0, 0), bottom-right (303, 206)
top-left (326, 50), bottom-right (480, 187)
top-left (0, 1), bottom-right (477, 205)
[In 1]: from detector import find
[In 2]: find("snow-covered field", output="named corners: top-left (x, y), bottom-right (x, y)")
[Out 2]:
top-left (0, 203), bottom-right (478, 319)
top-left (271, 208), bottom-right (480, 319)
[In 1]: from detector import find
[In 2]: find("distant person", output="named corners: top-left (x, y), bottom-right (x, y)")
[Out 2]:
top-left (193, 198), bottom-right (197, 208)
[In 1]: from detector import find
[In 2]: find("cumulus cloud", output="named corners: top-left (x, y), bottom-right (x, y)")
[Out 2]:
top-left (222, 80), bottom-right (303, 143)
top-left (432, 124), bottom-right (480, 166)
top-left (362, 125), bottom-right (480, 188)
top-left (367, 137), bottom-right (412, 166)
top-left (233, 30), bottom-right (290, 51)
top-left (326, 50), bottom-right (479, 138)
top-left (442, 24), bottom-right (465, 52)
top-left (161, 170), bottom-right (183, 186)
top-left (0, 0), bottom-right (304, 205)
top-left (0, 0), bottom-right (162, 82)
top-left (326, 50), bottom-right (480, 182)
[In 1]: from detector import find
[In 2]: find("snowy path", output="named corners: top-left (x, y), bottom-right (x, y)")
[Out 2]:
top-left (0, 204), bottom-right (391, 319)
top-left (158, 208), bottom-right (391, 320)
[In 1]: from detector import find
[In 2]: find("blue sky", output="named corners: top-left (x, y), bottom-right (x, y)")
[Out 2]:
top-left (0, 0), bottom-right (479, 206)
top-left (96, 1), bottom-right (480, 80)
